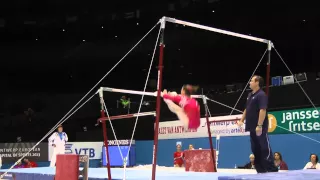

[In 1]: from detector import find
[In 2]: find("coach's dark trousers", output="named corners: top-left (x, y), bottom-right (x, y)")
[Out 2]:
top-left (250, 129), bottom-right (278, 173)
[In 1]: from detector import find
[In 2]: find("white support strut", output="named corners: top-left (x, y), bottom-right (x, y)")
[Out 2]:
top-left (101, 87), bottom-right (203, 99)
top-left (98, 87), bottom-right (104, 111)
top-left (164, 16), bottom-right (270, 44)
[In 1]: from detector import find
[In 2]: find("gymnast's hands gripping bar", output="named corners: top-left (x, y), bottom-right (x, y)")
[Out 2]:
top-left (100, 87), bottom-right (203, 99)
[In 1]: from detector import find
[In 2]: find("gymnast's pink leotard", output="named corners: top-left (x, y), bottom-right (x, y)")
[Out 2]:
top-left (163, 94), bottom-right (200, 129)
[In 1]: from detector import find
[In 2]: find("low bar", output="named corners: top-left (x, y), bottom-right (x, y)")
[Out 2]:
top-left (102, 87), bottom-right (156, 96)
top-left (101, 87), bottom-right (203, 99)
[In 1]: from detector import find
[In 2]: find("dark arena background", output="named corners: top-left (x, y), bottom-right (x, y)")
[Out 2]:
top-left (0, 0), bottom-right (320, 180)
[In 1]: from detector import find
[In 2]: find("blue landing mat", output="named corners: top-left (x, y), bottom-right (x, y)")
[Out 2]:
top-left (218, 170), bottom-right (320, 180)
top-left (1, 167), bottom-right (320, 180)
top-left (0, 167), bottom-right (242, 180)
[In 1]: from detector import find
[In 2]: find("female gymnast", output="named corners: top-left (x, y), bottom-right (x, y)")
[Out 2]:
top-left (161, 84), bottom-right (201, 130)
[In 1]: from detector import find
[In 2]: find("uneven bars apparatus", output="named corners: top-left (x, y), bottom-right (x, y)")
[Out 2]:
top-left (99, 16), bottom-right (273, 180)
top-left (152, 17), bottom-right (273, 180)
top-left (152, 16), bottom-right (273, 179)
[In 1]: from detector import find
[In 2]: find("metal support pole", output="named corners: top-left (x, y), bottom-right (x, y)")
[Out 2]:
top-left (266, 41), bottom-right (272, 96)
top-left (99, 88), bottom-right (112, 180)
top-left (203, 95), bottom-right (217, 172)
top-left (151, 17), bottom-right (166, 180)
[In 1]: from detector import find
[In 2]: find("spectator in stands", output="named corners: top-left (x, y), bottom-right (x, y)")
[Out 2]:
top-left (14, 160), bottom-right (25, 168)
top-left (120, 96), bottom-right (130, 108)
top-left (303, 154), bottom-right (320, 170)
top-left (188, 144), bottom-right (194, 150)
top-left (244, 154), bottom-right (255, 169)
top-left (274, 152), bottom-right (288, 170)
top-left (23, 158), bottom-right (37, 168)
top-left (173, 144), bottom-right (184, 167)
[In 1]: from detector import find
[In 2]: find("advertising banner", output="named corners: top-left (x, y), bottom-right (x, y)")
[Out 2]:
top-left (158, 107), bottom-right (320, 139)
top-left (0, 142), bottom-right (48, 163)
top-left (48, 140), bottom-right (136, 161)
top-left (102, 145), bottom-right (136, 167)
top-left (158, 114), bottom-right (249, 139)
top-left (107, 140), bottom-right (135, 146)
top-left (268, 107), bottom-right (320, 134)
top-left (48, 142), bottom-right (103, 161)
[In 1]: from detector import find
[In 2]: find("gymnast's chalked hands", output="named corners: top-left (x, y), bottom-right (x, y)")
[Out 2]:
top-left (169, 91), bottom-right (178, 96)
top-left (154, 89), bottom-right (178, 97)
top-left (163, 89), bottom-right (168, 94)
top-left (153, 89), bottom-right (167, 97)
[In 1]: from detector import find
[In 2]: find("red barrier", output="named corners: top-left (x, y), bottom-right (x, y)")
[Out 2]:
top-left (55, 154), bottom-right (79, 180)
top-left (184, 149), bottom-right (217, 172)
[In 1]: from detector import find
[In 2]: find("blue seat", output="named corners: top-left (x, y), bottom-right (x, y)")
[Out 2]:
top-left (271, 76), bottom-right (282, 86)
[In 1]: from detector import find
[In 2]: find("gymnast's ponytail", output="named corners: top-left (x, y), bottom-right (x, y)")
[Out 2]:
top-left (183, 84), bottom-right (199, 96)
top-left (191, 85), bottom-right (199, 94)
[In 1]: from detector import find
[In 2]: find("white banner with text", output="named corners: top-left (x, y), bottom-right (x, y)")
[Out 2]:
top-left (158, 114), bottom-right (249, 139)
top-left (48, 140), bottom-right (135, 161)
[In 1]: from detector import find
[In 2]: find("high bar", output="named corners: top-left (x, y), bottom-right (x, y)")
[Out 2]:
top-left (164, 17), bottom-right (270, 44)
top-left (101, 87), bottom-right (203, 99)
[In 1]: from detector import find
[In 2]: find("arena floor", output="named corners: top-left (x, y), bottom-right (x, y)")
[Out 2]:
top-left (0, 166), bottom-right (319, 180)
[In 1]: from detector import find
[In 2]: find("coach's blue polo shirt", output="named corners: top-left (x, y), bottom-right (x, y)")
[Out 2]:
top-left (245, 89), bottom-right (269, 132)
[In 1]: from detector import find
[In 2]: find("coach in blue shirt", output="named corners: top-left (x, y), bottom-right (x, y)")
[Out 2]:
top-left (239, 75), bottom-right (278, 173)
